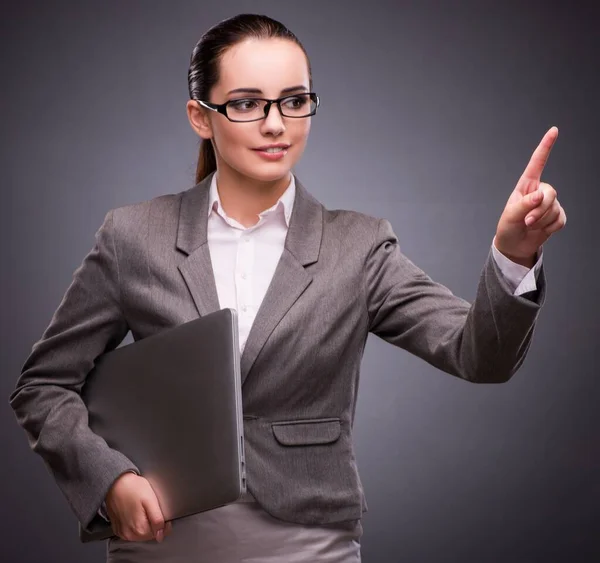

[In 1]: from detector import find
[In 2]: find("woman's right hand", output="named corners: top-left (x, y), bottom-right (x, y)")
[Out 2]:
top-left (105, 472), bottom-right (173, 542)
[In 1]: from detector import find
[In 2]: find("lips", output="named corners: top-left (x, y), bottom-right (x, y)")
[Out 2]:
top-left (253, 143), bottom-right (290, 151)
top-left (253, 145), bottom-right (289, 160)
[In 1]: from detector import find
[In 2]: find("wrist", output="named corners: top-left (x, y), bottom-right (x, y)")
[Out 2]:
top-left (493, 237), bottom-right (537, 268)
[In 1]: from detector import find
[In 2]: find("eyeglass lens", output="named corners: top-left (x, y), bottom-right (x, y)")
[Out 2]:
top-left (226, 94), bottom-right (316, 121)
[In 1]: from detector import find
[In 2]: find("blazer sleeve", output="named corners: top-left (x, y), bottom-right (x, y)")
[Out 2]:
top-left (364, 218), bottom-right (546, 383)
top-left (9, 209), bottom-right (140, 530)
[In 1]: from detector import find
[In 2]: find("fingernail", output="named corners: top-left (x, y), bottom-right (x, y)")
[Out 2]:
top-left (525, 216), bottom-right (535, 226)
top-left (156, 529), bottom-right (164, 543)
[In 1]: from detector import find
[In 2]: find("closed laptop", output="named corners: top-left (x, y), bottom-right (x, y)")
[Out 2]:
top-left (79, 308), bottom-right (246, 542)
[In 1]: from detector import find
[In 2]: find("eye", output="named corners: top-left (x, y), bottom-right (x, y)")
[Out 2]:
top-left (282, 95), bottom-right (308, 109)
top-left (228, 98), bottom-right (260, 112)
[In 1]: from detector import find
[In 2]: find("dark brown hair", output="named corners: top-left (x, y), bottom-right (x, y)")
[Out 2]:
top-left (187, 14), bottom-right (313, 184)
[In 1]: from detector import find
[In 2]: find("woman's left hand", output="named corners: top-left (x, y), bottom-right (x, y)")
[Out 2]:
top-left (494, 126), bottom-right (567, 268)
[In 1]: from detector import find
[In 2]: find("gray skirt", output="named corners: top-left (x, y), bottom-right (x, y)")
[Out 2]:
top-left (106, 491), bottom-right (362, 562)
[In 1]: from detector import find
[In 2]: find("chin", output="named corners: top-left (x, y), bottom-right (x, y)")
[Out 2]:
top-left (239, 163), bottom-right (294, 184)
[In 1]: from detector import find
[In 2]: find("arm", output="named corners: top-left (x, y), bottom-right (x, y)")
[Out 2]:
top-left (364, 218), bottom-right (546, 383)
top-left (9, 210), bottom-right (140, 530)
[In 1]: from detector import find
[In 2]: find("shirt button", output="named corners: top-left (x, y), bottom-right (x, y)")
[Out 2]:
top-left (244, 237), bottom-right (250, 243)
top-left (241, 273), bottom-right (247, 280)
top-left (241, 305), bottom-right (247, 312)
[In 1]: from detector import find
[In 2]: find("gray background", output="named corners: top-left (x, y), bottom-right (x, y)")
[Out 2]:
top-left (2, 1), bottom-right (598, 561)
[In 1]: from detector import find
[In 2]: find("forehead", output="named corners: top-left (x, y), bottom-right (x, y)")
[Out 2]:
top-left (216, 38), bottom-right (310, 96)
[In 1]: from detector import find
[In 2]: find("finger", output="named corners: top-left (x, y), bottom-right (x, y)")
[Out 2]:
top-left (512, 189), bottom-right (544, 222)
top-left (141, 496), bottom-right (166, 542)
top-left (520, 126), bottom-right (559, 182)
top-left (121, 520), bottom-right (154, 542)
top-left (543, 207), bottom-right (567, 234)
top-left (164, 521), bottom-right (173, 537)
top-left (528, 203), bottom-right (560, 230)
top-left (108, 514), bottom-right (123, 540)
top-left (121, 502), bottom-right (156, 542)
top-left (132, 511), bottom-right (155, 541)
top-left (524, 183), bottom-right (557, 226)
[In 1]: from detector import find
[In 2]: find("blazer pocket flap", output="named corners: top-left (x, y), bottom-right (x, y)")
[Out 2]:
top-left (271, 418), bottom-right (341, 446)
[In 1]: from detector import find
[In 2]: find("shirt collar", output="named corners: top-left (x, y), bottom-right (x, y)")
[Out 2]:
top-left (208, 171), bottom-right (295, 227)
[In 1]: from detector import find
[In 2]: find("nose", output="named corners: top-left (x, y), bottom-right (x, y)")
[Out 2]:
top-left (260, 102), bottom-right (285, 136)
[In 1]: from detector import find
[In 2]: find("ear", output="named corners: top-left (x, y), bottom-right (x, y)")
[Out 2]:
top-left (186, 100), bottom-right (213, 140)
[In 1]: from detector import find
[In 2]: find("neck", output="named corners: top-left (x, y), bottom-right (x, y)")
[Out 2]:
top-left (215, 166), bottom-right (292, 228)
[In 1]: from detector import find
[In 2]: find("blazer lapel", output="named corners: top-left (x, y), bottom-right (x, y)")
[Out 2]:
top-left (240, 178), bottom-right (323, 385)
top-left (176, 173), bottom-right (221, 317)
top-left (175, 173), bottom-right (323, 386)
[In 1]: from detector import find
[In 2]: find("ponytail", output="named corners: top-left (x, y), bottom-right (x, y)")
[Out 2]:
top-left (195, 139), bottom-right (217, 184)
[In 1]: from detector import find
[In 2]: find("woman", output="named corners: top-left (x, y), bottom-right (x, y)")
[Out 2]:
top-left (10, 13), bottom-right (566, 563)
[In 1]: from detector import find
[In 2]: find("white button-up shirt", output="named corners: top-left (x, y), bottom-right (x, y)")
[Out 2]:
top-left (207, 172), bottom-right (295, 354)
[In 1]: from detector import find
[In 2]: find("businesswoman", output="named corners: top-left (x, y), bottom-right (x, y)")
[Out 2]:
top-left (10, 13), bottom-right (566, 563)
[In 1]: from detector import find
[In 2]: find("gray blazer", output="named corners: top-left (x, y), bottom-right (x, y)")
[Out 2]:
top-left (10, 172), bottom-right (545, 533)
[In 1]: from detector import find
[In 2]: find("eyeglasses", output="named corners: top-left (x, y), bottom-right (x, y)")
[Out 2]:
top-left (194, 92), bottom-right (320, 123)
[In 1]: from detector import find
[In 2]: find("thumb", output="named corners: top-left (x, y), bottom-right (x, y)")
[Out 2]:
top-left (512, 188), bottom-right (543, 221)
top-left (141, 495), bottom-right (165, 542)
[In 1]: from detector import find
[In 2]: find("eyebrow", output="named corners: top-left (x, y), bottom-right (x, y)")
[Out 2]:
top-left (226, 85), bottom-right (308, 96)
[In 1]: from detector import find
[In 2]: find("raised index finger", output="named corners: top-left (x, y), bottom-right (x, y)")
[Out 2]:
top-left (520, 126), bottom-right (559, 182)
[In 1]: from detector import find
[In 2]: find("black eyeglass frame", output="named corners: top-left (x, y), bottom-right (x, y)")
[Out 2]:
top-left (194, 92), bottom-right (320, 123)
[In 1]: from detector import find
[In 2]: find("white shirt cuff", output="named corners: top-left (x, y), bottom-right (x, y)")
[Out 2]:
top-left (98, 502), bottom-right (110, 522)
top-left (491, 240), bottom-right (543, 296)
